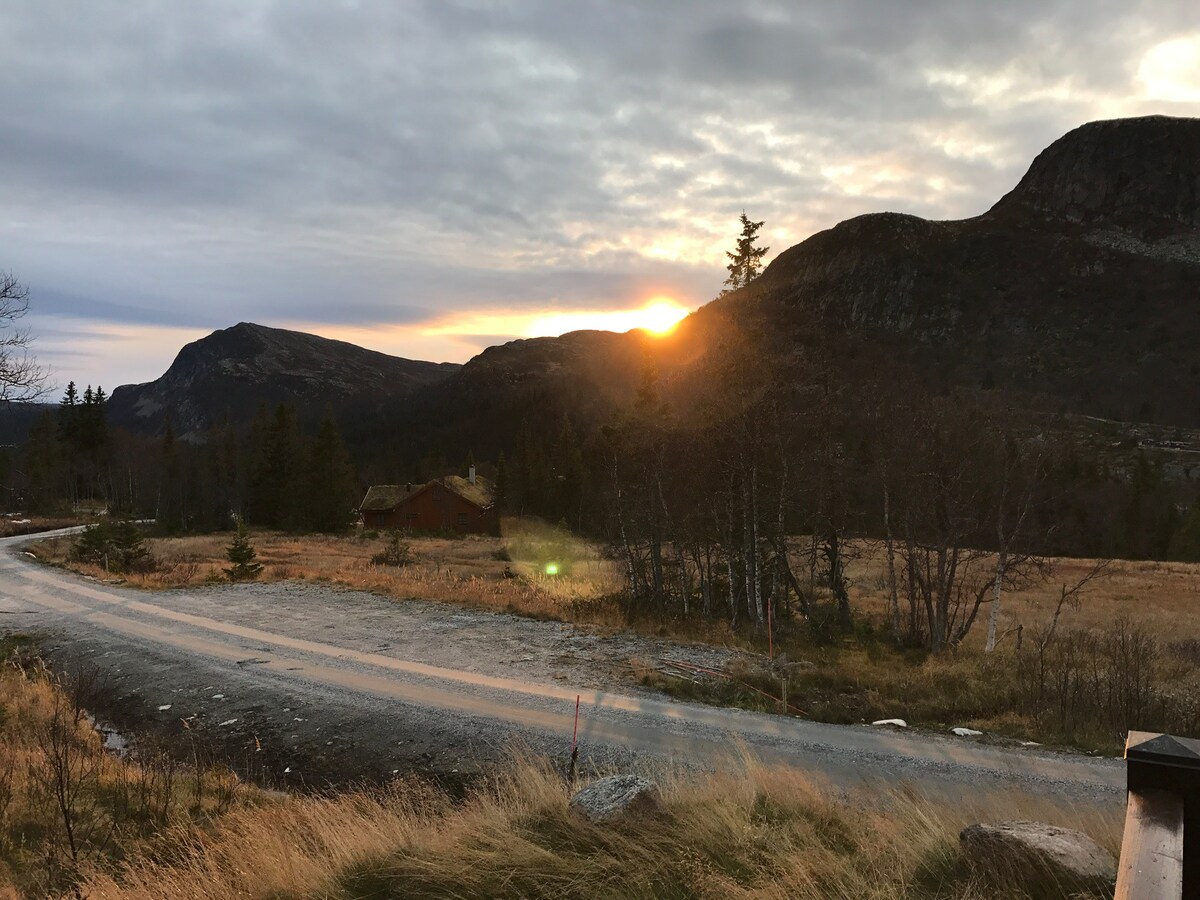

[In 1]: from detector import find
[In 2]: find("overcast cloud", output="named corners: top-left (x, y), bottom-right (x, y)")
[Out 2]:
top-left (2, 0), bottom-right (1199, 388)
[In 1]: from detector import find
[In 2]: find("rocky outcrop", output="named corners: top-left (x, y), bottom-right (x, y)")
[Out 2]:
top-left (959, 820), bottom-right (1116, 889)
top-left (992, 115), bottom-right (1200, 231)
top-left (732, 114), bottom-right (1200, 427)
top-left (569, 775), bottom-right (661, 823)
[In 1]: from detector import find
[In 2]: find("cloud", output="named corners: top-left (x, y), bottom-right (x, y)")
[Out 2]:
top-left (1, 0), bottom-right (1198, 388)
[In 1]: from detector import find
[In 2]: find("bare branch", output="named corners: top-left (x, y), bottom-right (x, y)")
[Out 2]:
top-left (0, 270), bottom-right (48, 402)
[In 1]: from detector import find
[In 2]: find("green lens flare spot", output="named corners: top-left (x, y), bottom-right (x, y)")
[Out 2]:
top-left (545, 563), bottom-right (559, 576)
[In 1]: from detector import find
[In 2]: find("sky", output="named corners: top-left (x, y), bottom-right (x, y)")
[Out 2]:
top-left (3, 1), bottom-right (1200, 392)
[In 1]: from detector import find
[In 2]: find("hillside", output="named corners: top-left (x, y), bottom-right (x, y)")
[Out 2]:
top-left (102, 116), bottom-right (1200, 456)
top-left (700, 115), bottom-right (1200, 427)
top-left (361, 115), bottom-right (1200, 463)
top-left (106, 322), bottom-right (460, 439)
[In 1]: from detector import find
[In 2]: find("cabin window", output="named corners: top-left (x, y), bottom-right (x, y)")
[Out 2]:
top-left (456, 512), bottom-right (468, 525)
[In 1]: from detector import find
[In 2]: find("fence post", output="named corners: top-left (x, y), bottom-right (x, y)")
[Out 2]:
top-left (1116, 731), bottom-right (1200, 898)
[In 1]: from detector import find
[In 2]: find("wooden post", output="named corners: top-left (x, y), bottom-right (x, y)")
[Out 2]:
top-left (1116, 731), bottom-right (1200, 899)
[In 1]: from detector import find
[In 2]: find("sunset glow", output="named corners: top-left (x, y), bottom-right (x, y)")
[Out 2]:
top-left (525, 299), bottom-right (690, 337)
top-left (418, 297), bottom-right (693, 345)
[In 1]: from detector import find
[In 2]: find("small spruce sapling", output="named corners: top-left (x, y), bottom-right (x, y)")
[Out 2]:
top-left (225, 524), bottom-right (264, 582)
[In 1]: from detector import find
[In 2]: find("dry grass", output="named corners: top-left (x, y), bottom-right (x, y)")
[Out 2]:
top-left (30, 519), bottom-right (626, 627)
top-left (840, 543), bottom-right (1200, 645)
top-left (80, 754), bottom-right (1119, 900)
top-left (33, 526), bottom-right (1200, 645)
top-left (0, 513), bottom-right (92, 539)
top-left (0, 647), bottom-right (1121, 899)
top-left (0, 640), bottom-right (258, 898)
top-left (29, 526), bottom-right (1200, 751)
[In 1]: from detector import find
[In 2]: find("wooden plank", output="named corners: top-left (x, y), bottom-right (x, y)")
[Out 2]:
top-left (1114, 788), bottom-right (1185, 900)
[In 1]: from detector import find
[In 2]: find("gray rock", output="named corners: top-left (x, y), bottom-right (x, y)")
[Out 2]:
top-left (960, 821), bottom-right (1116, 888)
top-left (569, 775), bottom-right (661, 823)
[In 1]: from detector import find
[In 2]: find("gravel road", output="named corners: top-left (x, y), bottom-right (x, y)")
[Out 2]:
top-left (0, 530), bottom-right (1124, 805)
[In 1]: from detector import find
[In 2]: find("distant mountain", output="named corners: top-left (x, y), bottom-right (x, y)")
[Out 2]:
top-left (104, 116), bottom-right (1200, 459)
top-left (107, 322), bottom-right (459, 439)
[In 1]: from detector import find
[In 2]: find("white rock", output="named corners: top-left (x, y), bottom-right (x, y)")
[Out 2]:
top-left (960, 821), bottom-right (1115, 887)
top-left (871, 718), bottom-right (908, 728)
top-left (951, 727), bottom-right (982, 737)
top-left (157, 704), bottom-right (172, 711)
top-left (218, 718), bottom-right (238, 727)
top-left (569, 774), bottom-right (661, 823)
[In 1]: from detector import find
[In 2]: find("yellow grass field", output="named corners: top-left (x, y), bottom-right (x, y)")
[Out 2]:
top-left (31, 523), bottom-right (1200, 645)
top-left (27, 523), bottom-right (1200, 752)
top-left (845, 548), bottom-right (1200, 646)
top-left (31, 519), bottom-right (628, 628)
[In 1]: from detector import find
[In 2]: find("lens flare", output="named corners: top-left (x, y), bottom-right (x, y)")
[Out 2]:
top-left (636, 300), bottom-right (689, 334)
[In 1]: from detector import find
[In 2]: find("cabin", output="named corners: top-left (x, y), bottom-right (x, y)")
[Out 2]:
top-left (359, 469), bottom-right (497, 534)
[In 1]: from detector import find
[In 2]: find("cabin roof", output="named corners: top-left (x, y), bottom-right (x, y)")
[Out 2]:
top-left (359, 475), bottom-right (494, 512)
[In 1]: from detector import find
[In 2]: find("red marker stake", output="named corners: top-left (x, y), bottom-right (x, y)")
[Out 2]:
top-left (569, 694), bottom-right (580, 782)
top-left (571, 694), bottom-right (580, 753)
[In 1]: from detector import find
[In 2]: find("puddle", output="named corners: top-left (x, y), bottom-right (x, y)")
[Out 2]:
top-left (87, 714), bottom-right (132, 756)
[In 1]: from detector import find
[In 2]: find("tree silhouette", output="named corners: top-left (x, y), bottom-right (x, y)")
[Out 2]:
top-left (722, 212), bottom-right (769, 294)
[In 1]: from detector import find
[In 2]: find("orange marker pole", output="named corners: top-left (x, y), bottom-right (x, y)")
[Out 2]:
top-left (569, 694), bottom-right (580, 782)
top-left (571, 695), bottom-right (580, 753)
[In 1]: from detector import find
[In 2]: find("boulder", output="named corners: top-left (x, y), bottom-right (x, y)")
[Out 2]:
top-left (569, 775), bottom-right (661, 823)
top-left (960, 821), bottom-right (1116, 889)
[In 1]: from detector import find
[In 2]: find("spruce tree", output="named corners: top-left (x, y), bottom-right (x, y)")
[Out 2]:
top-left (722, 212), bottom-right (769, 294)
top-left (25, 411), bottom-right (61, 513)
top-left (225, 524), bottom-right (263, 581)
top-left (158, 420), bottom-right (184, 533)
top-left (58, 381), bottom-right (80, 445)
top-left (249, 404), bottom-right (304, 529)
top-left (553, 416), bottom-right (586, 527)
top-left (306, 410), bottom-right (357, 533)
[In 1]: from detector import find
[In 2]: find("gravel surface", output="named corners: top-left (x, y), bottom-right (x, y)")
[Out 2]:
top-left (0, 532), bottom-right (1125, 807)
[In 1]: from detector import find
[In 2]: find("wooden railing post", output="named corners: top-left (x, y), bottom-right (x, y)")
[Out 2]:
top-left (1116, 731), bottom-right (1200, 899)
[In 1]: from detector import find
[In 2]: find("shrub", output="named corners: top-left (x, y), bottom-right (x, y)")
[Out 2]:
top-left (71, 520), bottom-right (154, 574)
top-left (1014, 616), bottom-right (1198, 743)
top-left (370, 533), bottom-right (412, 567)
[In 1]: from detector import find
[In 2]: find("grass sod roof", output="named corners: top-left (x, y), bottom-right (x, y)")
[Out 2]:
top-left (359, 475), bottom-right (495, 512)
top-left (436, 475), bottom-right (495, 509)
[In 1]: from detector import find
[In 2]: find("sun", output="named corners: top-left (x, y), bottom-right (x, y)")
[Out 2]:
top-left (634, 299), bottom-right (689, 335)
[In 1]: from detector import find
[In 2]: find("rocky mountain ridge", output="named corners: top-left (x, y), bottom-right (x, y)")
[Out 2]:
top-left (107, 322), bottom-right (459, 438)
top-left (104, 115), bottom-right (1200, 455)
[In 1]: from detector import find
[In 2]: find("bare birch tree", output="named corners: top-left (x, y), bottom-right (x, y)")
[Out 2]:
top-left (0, 271), bottom-right (48, 402)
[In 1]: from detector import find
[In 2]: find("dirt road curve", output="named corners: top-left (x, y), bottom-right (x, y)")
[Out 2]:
top-left (0, 531), bottom-right (1123, 802)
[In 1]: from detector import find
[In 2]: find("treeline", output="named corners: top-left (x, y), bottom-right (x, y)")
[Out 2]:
top-left (492, 342), bottom-right (1200, 653)
top-left (19, 384), bottom-right (358, 534)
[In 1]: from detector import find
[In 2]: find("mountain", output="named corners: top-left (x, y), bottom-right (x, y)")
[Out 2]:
top-left (369, 114), bottom-right (1200, 462)
top-left (105, 115), bottom-right (1200, 457)
top-left (107, 322), bottom-right (460, 439)
top-left (693, 114), bottom-right (1200, 426)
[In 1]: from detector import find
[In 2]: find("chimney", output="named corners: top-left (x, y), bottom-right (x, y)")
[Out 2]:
top-left (468, 465), bottom-right (476, 485)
